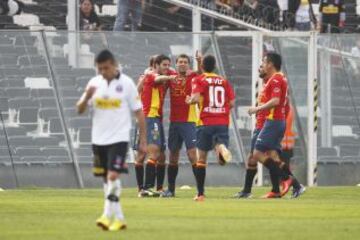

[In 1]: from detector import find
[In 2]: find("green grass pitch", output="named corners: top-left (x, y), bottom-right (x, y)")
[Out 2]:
top-left (0, 187), bottom-right (360, 240)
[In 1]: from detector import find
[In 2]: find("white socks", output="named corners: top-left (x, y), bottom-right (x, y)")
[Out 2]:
top-left (103, 179), bottom-right (125, 221)
top-left (102, 183), bottom-right (112, 218)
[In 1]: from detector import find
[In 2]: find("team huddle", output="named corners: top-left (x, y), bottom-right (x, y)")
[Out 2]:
top-left (134, 53), bottom-right (234, 201)
top-left (76, 49), bottom-right (305, 231)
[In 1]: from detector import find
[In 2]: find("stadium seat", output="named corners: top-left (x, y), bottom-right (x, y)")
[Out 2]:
top-left (24, 77), bottom-right (51, 89)
top-left (318, 147), bottom-right (338, 157)
top-left (8, 98), bottom-right (39, 109)
top-left (13, 14), bottom-right (40, 27)
top-left (42, 147), bottom-right (68, 157)
top-left (39, 97), bottom-right (57, 108)
top-left (48, 118), bottom-right (63, 134)
top-left (20, 156), bottom-right (47, 162)
top-left (68, 117), bottom-right (91, 129)
top-left (5, 87), bottom-right (31, 98)
top-left (339, 145), bottom-right (360, 156)
top-left (74, 147), bottom-right (92, 157)
top-left (15, 147), bottom-right (42, 156)
top-left (31, 89), bottom-right (55, 98)
top-left (78, 127), bottom-right (91, 145)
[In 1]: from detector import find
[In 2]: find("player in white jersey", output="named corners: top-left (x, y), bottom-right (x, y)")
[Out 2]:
top-left (76, 50), bottom-right (146, 231)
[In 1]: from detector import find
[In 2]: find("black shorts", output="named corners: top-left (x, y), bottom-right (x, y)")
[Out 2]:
top-left (92, 142), bottom-right (129, 177)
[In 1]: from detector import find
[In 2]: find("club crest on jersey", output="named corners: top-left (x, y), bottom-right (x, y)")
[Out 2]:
top-left (116, 85), bottom-right (123, 92)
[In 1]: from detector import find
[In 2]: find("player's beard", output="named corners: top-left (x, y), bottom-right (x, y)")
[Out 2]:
top-left (178, 70), bottom-right (186, 76)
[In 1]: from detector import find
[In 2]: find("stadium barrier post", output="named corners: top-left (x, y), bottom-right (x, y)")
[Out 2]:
top-left (252, 32), bottom-right (263, 186)
top-left (192, 4), bottom-right (201, 70)
top-left (319, 43), bottom-right (332, 147)
top-left (307, 31), bottom-right (318, 187)
top-left (68, 0), bottom-right (80, 68)
top-left (40, 30), bottom-right (84, 188)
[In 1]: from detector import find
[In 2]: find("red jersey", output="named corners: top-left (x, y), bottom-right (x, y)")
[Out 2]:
top-left (141, 73), bottom-right (168, 118)
top-left (255, 89), bottom-right (268, 130)
top-left (192, 73), bottom-right (235, 126)
top-left (262, 72), bottom-right (288, 121)
top-left (255, 76), bottom-right (271, 130)
top-left (168, 71), bottom-right (198, 123)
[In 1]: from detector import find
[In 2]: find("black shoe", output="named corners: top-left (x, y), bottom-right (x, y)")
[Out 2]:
top-left (160, 189), bottom-right (175, 198)
top-left (291, 184), bottom-right (306, 199)
top-left (234, 191), bottom-right (252, 199)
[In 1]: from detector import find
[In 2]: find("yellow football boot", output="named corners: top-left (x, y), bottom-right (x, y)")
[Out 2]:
top-left (96, 215), bottom-right (111, 231)
top-left (109, 219), bottom-right (127, 231)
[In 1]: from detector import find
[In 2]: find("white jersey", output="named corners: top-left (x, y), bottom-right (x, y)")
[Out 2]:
top-left (86, 73), bottom-right (142, 145)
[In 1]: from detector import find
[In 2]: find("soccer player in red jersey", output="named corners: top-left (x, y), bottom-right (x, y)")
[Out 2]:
top-left (235, 65), bottom-right (305, 198)
top-left (134, 55), bottom-right (166, 196)
top-left (152, 53), bottom-right (202, 197)
top-left (247, 52), bottom-right (294, 198)
top-left (186, 55), bottom-right (235, 201)
top-left (234, 65), bottom-right (268, 199)
top-left (138, 54), bottom-right (171, 197)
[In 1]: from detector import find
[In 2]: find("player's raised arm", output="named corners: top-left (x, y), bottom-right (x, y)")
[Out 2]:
top-left (154, 75), bottom-right (176, 84)
top-left (195, 50), bottom-right (203, 75)
top-left (76, 85), bottom-right (96, 114)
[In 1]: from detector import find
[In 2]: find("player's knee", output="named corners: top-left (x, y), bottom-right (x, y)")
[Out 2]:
top-left (253, 150), bottom-right (266, 163)
top-left (270, 151), bottom-right (281, 163)
top-left (169, 151), bottom-right (180, 164)
top-left (197, 151), bottom-right (207, 164)
top-left (247, 155), bottom-right (258, 169)
top-left (135, 152), bottom-right (146, 164)
top-left (107, 171), bottom-right (119, 181)
top-left (186, 148), bottom-right (197, 165)
top-left (147, 144), bottom-right (161, 160)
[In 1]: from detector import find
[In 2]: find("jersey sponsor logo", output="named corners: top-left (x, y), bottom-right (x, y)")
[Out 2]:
top-left (172, 85), bottom-right (186, 96)
top-left (273, 87), bottom-right (280, 93)
top-left (322, 5), bottom-right (339, 14)
top-left (95, 98), bottom-right (121, 109)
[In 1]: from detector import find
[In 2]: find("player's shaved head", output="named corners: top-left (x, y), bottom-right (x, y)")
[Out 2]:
top-left (95, 50), bottom-right (118, 81)
top-left (265, 52), bottom-right (282, 71)
top-left (202, 55), bottom-right (216, 73)
top-left (95, 49), bottom-right (116, 64)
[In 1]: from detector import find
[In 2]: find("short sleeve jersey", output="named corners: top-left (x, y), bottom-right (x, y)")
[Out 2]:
top-left (192, 73), bottom-right (235, 126)
top-left (168, 71), bottom-right (198, 123)
top-left (141, 72), bottom-right (168, 118)
top-left (86, 73), bottom-right (141, 145)
top-left (262, 72), bottom-right (288, 121)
